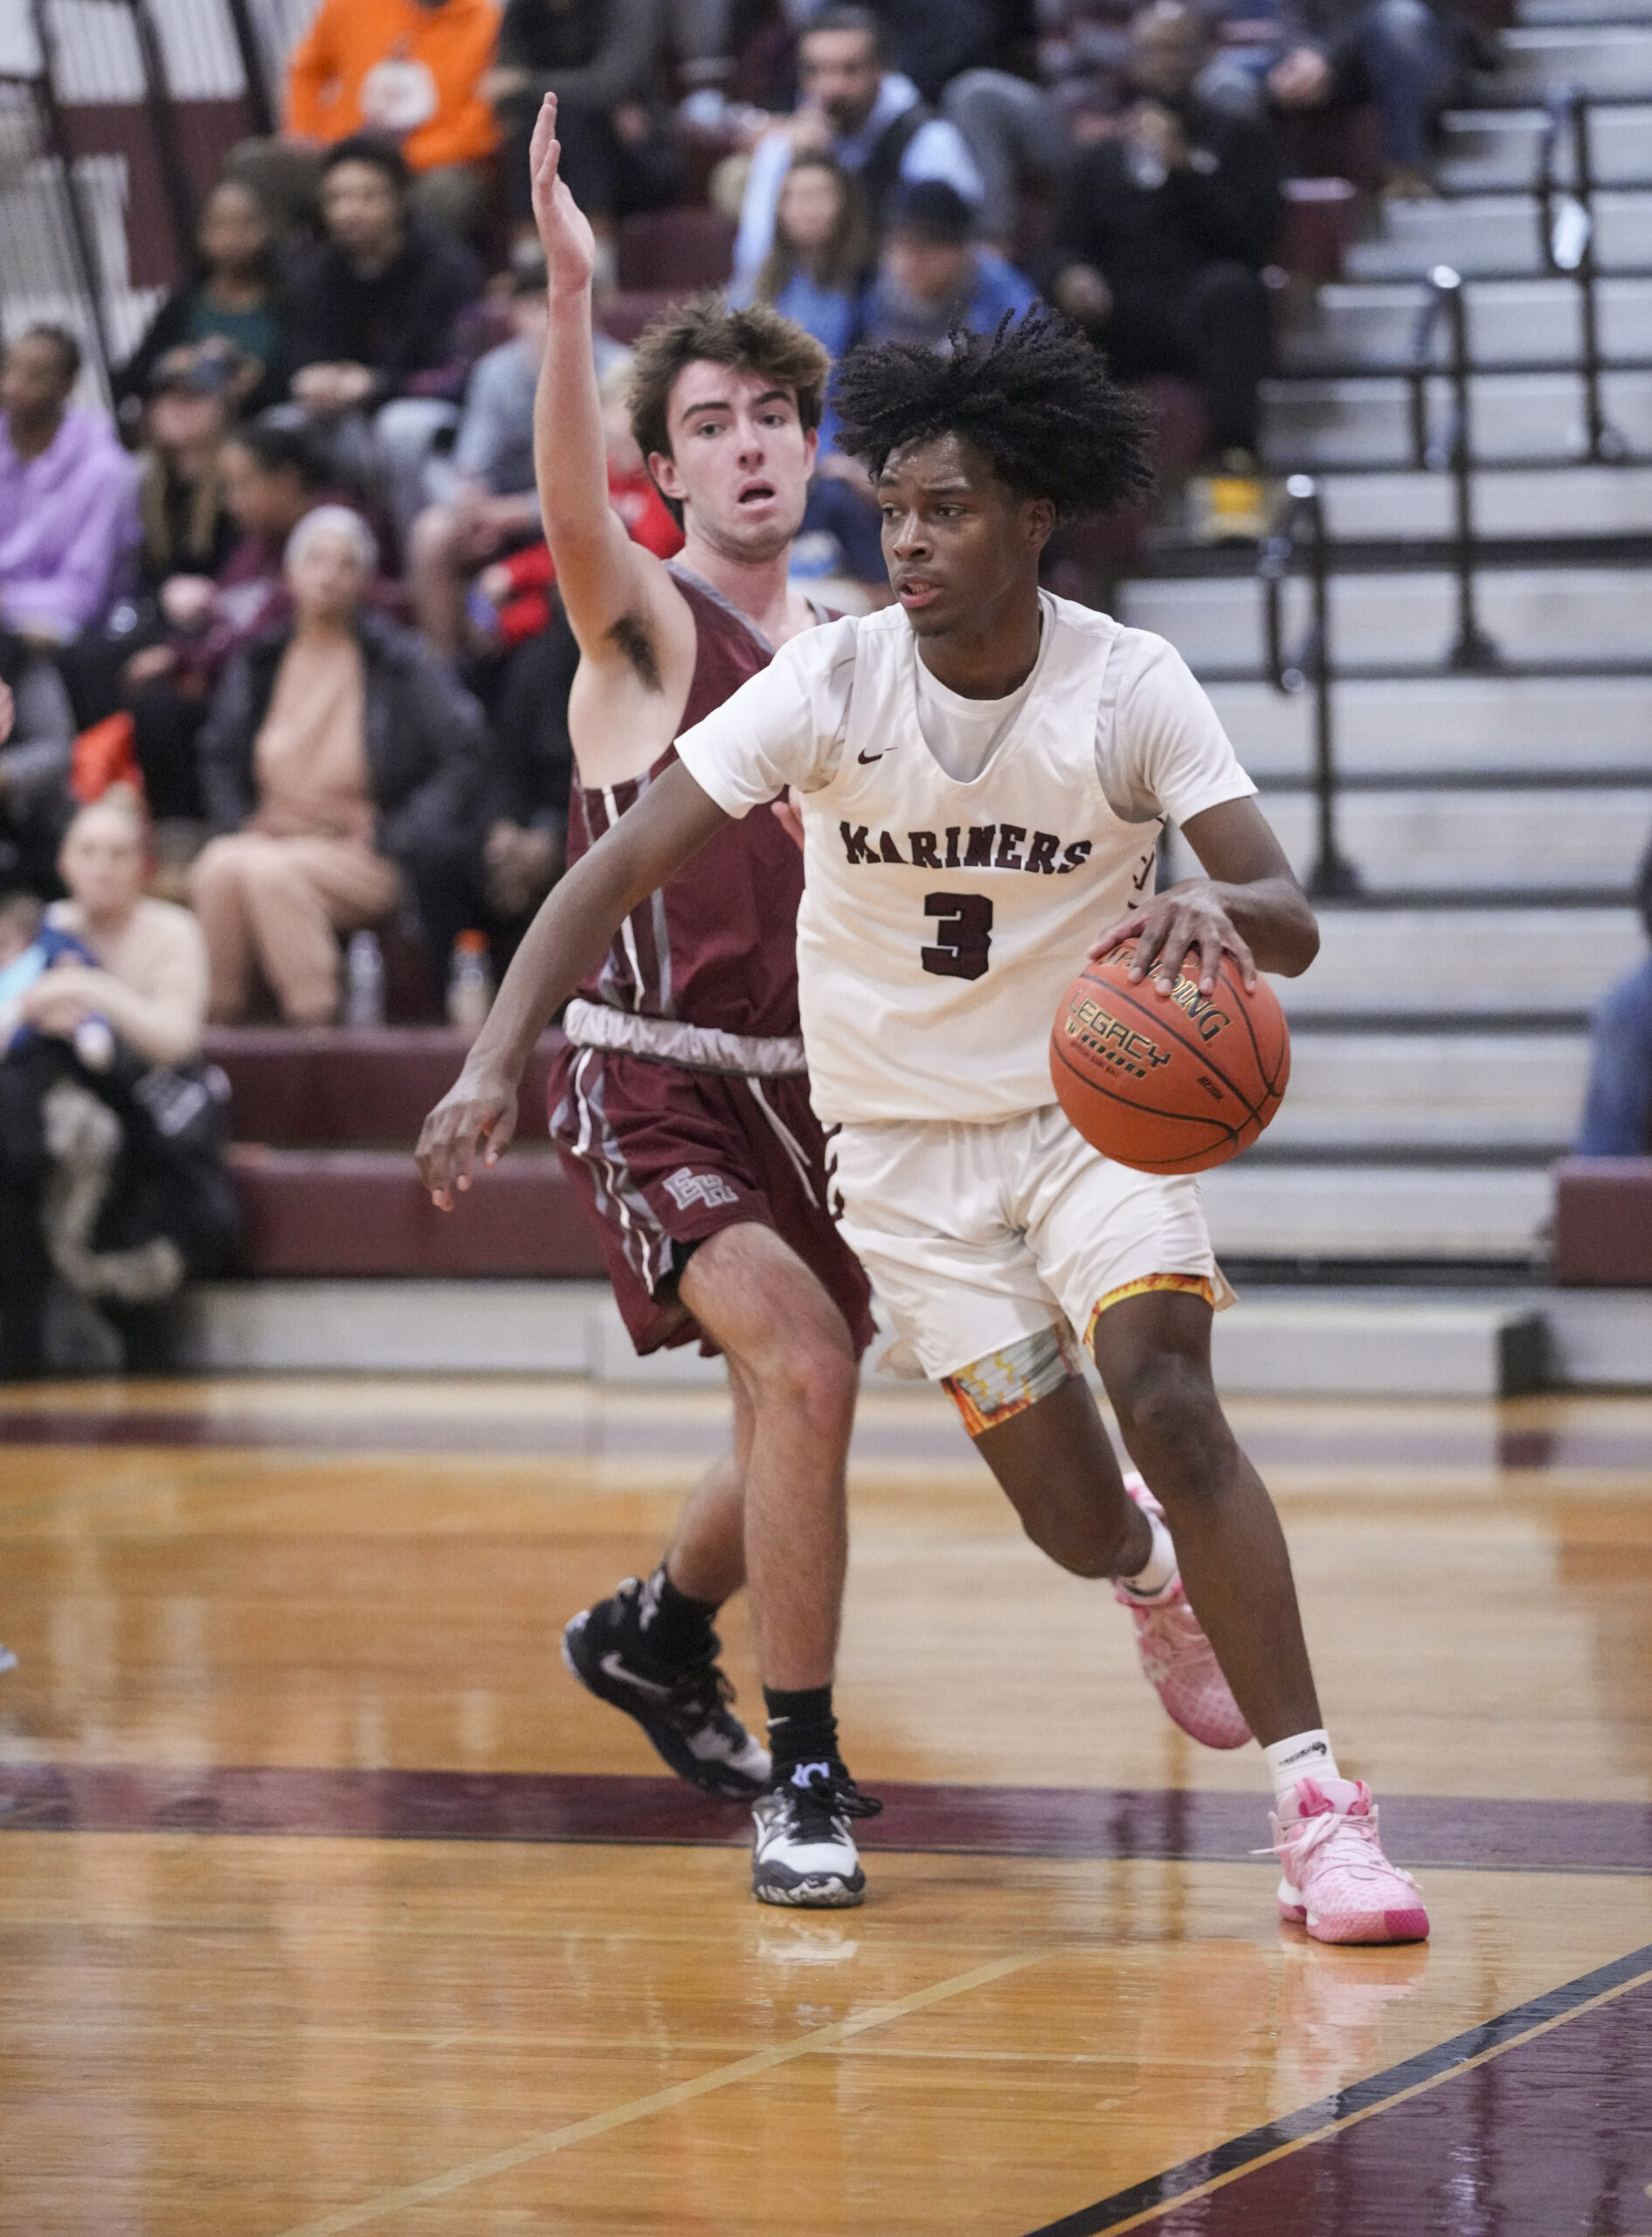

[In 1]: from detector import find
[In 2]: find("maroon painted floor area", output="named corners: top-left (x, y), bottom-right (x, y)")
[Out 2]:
top-left (1, 1763), bottom-right (1649, 1873)
top-left (1027, 1952), bottom-right (1652, 2237)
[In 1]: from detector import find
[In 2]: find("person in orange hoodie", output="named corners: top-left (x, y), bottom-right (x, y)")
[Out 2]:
top-left (284, 0), bottom-right (501, 239)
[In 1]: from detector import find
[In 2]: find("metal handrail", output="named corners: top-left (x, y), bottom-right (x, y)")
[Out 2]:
top-left (1259, 476), bottom-right (1360, 899)
top-left (1537, 84), bottom-right (1628, 464)
top-left (1408, 265), bottom-right (1500, 672)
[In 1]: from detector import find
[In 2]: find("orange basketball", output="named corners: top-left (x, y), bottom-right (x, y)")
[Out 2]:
top-left (1049, 937), bottom-right (1290, 1174)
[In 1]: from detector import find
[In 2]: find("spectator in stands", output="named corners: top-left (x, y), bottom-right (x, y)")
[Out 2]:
top-left (133, 347), bottom-right (242, 606)
top-left (0, 788), bottom-right (232, 1381)
top-left (1576, 836), bottom-right (1652, 1157)
top-left (736, 152), bottom-right (871, 361)
top-left (1215, 0), bottom-right (1458, 197)
top-left (861, 178), bottom-right (1039, 350)
top-left (0, 630), bottom-right (76, 897)
top-left (58, 342), bottom-right (243, 826)
top-left (190, 508), bottom-right (488, 1025)
top-left (0, 327), bottom-right (139, 649)
top-left (113, 178), bottom-right (293, 426)
top-left (1044, 1), bottom-right (1281, 471)
top-left (486, 0), bottom-right (680, 253)
top-left (406, 266), bottom-right (560, 657)
top-left (282, 0), bottom-right (502, 240)
top-left (732, 7), bottom-right (983, 298)
top-left (288, 136), bottom-right (483, 542)
top-left (110, 415), bottom-right (339, 826)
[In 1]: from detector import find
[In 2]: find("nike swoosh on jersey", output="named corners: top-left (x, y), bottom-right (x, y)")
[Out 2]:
top-left (599, 1652), bottom-right (674, 1699)
top-left (856, 748), bottom-right (888, 764)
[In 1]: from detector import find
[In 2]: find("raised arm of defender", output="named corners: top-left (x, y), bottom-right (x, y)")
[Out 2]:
top-left (527, 94), bottom-right (687, 670)
top-left (416, 762), bottom-right (728, 1206)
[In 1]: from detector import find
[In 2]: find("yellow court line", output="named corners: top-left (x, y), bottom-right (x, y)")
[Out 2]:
top-left (1107, 1958), bottom-right (1652, 2234)
top-left (273, 1947), bottom-right (1054, 2237)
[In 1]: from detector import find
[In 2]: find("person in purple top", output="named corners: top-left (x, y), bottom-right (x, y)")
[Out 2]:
top-left (0, 328), bottom-right (139, 647)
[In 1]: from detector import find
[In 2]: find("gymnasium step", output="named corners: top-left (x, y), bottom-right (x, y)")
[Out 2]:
top-left (1276, 278), bottom-right (1652, 375)
top-left (1263, 1029), bottom-right (1586, 1151)
top-left (1119, 565), bottom-right (1652, 671)
top-left (1199, 1158), bottom-right (1551, 1261)
top-left (205, 1026), bottom-right (559, 1146)
top-left (1206, 673), bottom-right (1652, 773)
top-left (1261, 369), bottom-right (1652, 467)
top-left (229, 1147), bottom-right (605, 1278)
top-left (1496, 24), bottom-right (1652, 92)
top-left (1344, 189), bottom-right (1652, 280)
top-left (1271, 905), bottom-right (1639, 1016)
top-left (170, 1276), bottom-right (1652, 1395)
top-left (1434, 103), bottom-right (1652, 193)
top-left (1275, 465), bottom-right (1652, 541)
top-left (1165, 785), bottom-right (1652, 892)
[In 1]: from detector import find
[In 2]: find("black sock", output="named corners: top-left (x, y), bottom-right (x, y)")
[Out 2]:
top-left (764, 1684), bottom-right (840, 1781)
top-left (635, 1562), bottom-right (718, 1665)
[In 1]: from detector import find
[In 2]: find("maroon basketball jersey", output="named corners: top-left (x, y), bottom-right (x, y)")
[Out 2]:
top-left (564, 568), bottom-right (806, 1037)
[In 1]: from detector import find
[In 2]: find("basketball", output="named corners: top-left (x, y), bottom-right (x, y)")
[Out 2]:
top-left (1049, 937), bottom-right (1290, 1174)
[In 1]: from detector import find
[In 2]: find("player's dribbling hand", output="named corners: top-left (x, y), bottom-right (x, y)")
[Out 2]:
top-left (416, 1074), bottom-right (520, 1210)
top-left (1089, 884), bottom-right (1257, 999)
top-left (529, 93), bottom-right (598, 292)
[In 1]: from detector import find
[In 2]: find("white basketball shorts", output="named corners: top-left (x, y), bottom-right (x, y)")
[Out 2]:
top-left (828, 1104), bottom-right (1233, 1385)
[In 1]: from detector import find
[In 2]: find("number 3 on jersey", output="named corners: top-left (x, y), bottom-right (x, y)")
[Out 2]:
top-left (921, 891), bottom-right (993, 980)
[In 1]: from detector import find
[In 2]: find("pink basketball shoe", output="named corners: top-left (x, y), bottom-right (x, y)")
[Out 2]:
top-left (1116, 1473), bottom-right (1251, 1751)
top-left (1272, 1776), bottom-right (1430, 1944)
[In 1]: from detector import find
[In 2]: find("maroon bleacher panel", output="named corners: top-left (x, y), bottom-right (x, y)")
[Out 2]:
top-left (230, 1148), bottom-right (607, 1278)
top-left (1276, 107), bottom-right (1385, 193)
top-left (59, 99), bottom-right (257, 290)
top-left (599, 290), bottom-right (688, 346)
top-left (1552, 1159), bottom-right (1652, 1286)
top-left (617, 208), bottom-right (737, 291)
top-left (204, 1027), bottom-right (564, 1147)
top-left (675, 120), bottom-right (744, 205)
top-left (1278, 178), bottom-right (1359, 283)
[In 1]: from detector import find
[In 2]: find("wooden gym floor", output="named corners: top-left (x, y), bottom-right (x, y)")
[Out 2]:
top-left (1, 1374), bottom-right (1649, 2235)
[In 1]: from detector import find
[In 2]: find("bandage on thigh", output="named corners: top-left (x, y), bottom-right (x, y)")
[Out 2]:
top-left (942, 1322), bottom-right (1089, 1438)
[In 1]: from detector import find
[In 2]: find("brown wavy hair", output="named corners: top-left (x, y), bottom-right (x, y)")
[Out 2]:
top-left (627, 291), bottom-right (830, 524)
top-left (754, 154), bottom-right (873, 304)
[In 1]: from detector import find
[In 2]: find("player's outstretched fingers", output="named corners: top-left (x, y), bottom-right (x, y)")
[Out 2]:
top-left (529, 93), bottom-right (561, 188)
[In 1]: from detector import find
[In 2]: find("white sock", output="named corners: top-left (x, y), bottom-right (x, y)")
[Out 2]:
top-left (1264, 1729), bottom-right (1341, 1804)
top-left (1113, 1507), bottom-right (1178, 1602)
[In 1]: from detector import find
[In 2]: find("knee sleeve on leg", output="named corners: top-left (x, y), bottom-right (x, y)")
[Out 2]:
top-left (943, 1322), bottom-right (1088, 1438)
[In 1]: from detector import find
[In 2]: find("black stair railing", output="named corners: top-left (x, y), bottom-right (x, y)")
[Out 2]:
top-left (1408, 264), bottom-right (1501, 673)
top-left (1259, 475), bottom-right (1362, 899)
top-left (1536, 84), bottom-right (1628, 466)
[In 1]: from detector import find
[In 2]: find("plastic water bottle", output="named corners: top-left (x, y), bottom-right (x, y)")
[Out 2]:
top-left (343, 929), bottom-right (385, 1028)
top-left (446, 930), bottom-right (494, 1037)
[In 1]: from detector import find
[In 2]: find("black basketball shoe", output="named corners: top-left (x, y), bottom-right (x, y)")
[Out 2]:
top-left (750, 1762), bottom-right (883, 1908)
top-left (562, 1576), bottom-right (771, 1801)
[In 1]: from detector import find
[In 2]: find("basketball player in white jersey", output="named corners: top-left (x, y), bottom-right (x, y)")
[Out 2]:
top-left (421, 311), bottom-right (1427, 1943)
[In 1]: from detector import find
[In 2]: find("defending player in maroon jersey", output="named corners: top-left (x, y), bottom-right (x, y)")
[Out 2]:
top-left (418, 95), bottom-right (878, 1909)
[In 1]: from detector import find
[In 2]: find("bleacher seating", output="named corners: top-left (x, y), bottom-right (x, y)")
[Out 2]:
top-left (210, 1029), bottom-right (605, 1279)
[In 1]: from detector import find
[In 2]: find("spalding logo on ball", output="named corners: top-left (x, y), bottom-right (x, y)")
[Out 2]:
top-left (1050, 936), bottom-right (1289, 1174)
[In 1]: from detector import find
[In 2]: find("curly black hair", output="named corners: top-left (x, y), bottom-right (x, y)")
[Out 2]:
top-left (831, 311), bottom-right (1157, 521)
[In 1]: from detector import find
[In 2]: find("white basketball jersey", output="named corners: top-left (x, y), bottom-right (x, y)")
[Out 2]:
top-left (795, 597), bottom-right (1172, 1125)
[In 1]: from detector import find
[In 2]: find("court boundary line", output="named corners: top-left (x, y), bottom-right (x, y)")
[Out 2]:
top-left (4, 1763), bottom-right (1649, 1875)
top-left (1020, 1938), bottom-right (1652, 2236)
top-left (269, 1947), bottom-right (1055, 2237)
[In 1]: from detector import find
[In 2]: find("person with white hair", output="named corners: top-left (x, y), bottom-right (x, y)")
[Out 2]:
top-left (190, 505), bottom-right (490, 1024)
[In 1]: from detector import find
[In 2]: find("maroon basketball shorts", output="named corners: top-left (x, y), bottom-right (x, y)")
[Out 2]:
top-left (547, 1044), bottom-right (875, 1359)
